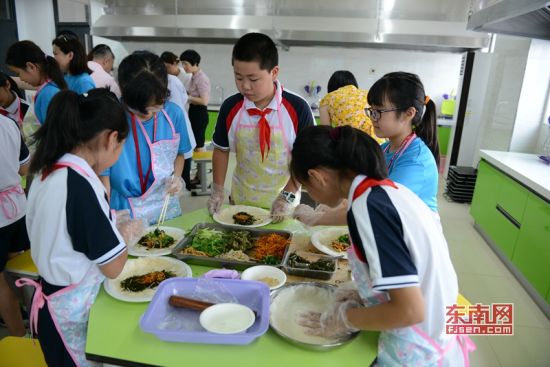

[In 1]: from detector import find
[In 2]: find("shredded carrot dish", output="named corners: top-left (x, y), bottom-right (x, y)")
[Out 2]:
top-left (253, 233), bottom-right (289, 264)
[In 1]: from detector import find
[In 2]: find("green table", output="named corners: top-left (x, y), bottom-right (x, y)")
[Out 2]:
top-left (85, 208), bottom-right (379, 367)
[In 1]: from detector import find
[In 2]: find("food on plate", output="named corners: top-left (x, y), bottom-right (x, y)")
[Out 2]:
top-left (181, 247), bottom-right (209, 257)
top-left (215, 249), bottom-right (251, 262)
top-left (252, 233), bottom-right (290, 264)
top-left (137, 228), bottom-right (176, 250)
top-left (232, 211), bottom-right (257, 225)
top-left (258, 277), bottom-right (280, 287)
top-left (188, 228), bottom-right (228, 256)
top-left (286, 252), bottom-right (335, 272)
top-left (120, 270), bottom-right (175, 292)
top-left (330, 234), bottom-right (350, 252)
top-left (226, 231), bottom-right (254, 251)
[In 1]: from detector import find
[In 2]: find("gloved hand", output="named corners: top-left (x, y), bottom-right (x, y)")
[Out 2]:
top-left (334, 282), bottom-right (363, 304)
top-left (296, 300), bottom-right (361, 339)
top-left (164, 176), bottom-right (185, 196)
top-left (271, 194), bottom-right (293, 223)
top-left (292, 204), bottom-right (330, 226)
top-left (113, 209), bottom-right (147, 246)
top-left (207, 183), bottom-right (225, 215)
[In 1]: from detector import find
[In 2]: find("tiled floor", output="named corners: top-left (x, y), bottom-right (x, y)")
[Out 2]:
top-left (2, 165), bottom-right (550, 366)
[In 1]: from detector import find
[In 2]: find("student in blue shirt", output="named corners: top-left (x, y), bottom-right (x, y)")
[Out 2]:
top-left (6, 40), bottom-right (67, 125)
top-left (293, 72), bottom-right (440, 226)
top-left (366, 71), bottom-right (439, 212)
top-left (100, 51), bottom-right (193, 225)
top-left (52, 35), bottom-right (95, 94)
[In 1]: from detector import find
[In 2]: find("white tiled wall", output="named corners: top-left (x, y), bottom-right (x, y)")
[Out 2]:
top-left (117, 41), bottom-right (463, 112)
top-left (510, 39), bottom-right (550, 154)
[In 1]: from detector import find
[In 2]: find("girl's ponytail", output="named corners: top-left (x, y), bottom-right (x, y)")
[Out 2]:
top-left (415, 98), bottom-right (439, 167)
top-left (30, 91), bottom-right (81, 174)
top-left (44, 55), bottom-right (67, 90)
top-left (30, 88), bottom-right (128, 174)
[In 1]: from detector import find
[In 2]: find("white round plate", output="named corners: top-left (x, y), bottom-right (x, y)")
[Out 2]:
top-left (310, 227), bottom-right (350, 259)
top-left (128, 226), bottom-right (186, 257)
top-left (200, 303), bottom-right (256, 334)
top-left (241, 265), bottom-right (286, 290)
top-left (213, 205), bottom-right (272, 228)
top-left (103, 257), bottom-right (191, 302)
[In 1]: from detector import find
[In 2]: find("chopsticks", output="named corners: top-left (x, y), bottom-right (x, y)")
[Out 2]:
top-left (157, 174), bottom-right (174, 228)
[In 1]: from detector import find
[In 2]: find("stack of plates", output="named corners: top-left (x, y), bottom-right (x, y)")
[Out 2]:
top-left (445, 166), bottom-right (478, 203)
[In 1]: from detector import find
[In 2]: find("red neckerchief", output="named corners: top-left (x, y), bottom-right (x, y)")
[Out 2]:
top-left (384, 132), bottom-right (416, 172)
top-left (247, 107), bottom-right (273, 161)
top-left (131, 113), bottom-right (157, 194)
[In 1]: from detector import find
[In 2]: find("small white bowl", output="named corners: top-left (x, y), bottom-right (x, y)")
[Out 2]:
top-left (241, 265), bottom-right (287, 290)
top-left (199, 303), bottom-right (255, 334)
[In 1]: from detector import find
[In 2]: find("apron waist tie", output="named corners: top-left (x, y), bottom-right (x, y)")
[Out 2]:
top-left (0, 185), bottom-right (24, 220)
top-left (15, 278), bottom-right (47, 337)
top-left (412, 325), bottom-right (476, 367)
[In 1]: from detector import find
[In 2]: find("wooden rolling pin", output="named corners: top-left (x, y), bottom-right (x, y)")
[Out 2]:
top-left (168, 295), bottom-right (215, 311)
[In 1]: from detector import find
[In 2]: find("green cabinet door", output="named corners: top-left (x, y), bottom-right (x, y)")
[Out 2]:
top-left (511, 193), bottom-right (550, 298)
top-left (470, 161), bottom-right (524, 259)
top-left (438, 126), bottom-right (451, 156)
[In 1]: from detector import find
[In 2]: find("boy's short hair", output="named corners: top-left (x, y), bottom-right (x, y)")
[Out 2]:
top-left (180, 50), bottom-right (201, 66)
top-left (232, 33), bottom-right (278, 71)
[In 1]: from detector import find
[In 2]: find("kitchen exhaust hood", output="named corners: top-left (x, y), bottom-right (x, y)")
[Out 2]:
top-left (91, 0), bottom-right (490, 52)
top-left (467, 0), bottom-right (550, 40)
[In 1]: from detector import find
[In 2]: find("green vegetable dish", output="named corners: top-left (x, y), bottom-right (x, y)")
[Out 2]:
top-left (137, 229), bottom-right (175, 250)
top-left (286, 252), bottom-right (335, 272)
top-left (120, 270), bottom-right (175, 292)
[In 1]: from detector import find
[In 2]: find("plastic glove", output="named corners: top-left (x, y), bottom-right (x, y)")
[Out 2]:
top-left (271, 194), bottom-right (293, 223)
top-left (296, 300), bottom-right (361, 339)
top-left (334, 282), bottom-right (363, 304)
top-left (164, 176), bottom-right (184, 197)
top-left (113, 209), bottom-right (147, 246)
top-left (292, 204), bottom-right (329, 226)
top-left (207, 183), bottom-right (225, 215)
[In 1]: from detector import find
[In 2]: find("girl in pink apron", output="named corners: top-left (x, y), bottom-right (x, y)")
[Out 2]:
top-left (101, 51), bottom-right (192, 225)
top-left (0, 113), bottom-right (30, 337)
top-left (6, 40), bottom-right (67, 125)
top-left (16, 89), bottom-right (129, 367)
top-left (291, 125), bottom-right (475, 367)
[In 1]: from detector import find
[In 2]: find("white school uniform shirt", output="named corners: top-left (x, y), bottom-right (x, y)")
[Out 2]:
top-left (0, 116), bottom-right (30, 227)
top-left (26, 153), bottom-right (126, 286)
top-left (347, 174), bottom-right (458, 343)
top-left (167, 74), bottom-right (196, 158)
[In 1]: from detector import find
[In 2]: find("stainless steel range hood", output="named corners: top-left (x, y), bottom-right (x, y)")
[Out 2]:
top-left (467, 0), bottom-right (550, 40)
top-left (91, 0), bottom-right (490, 52)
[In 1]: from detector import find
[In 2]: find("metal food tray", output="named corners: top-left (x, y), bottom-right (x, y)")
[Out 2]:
top-left (171, 223), bottom-right (292, 270)
top-left (282, 249), bottom-right (338, 280)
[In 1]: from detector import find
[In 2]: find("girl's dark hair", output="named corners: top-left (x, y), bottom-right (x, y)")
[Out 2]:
top-left (160, 51), bottom-right (178, 64)
top-left (30, 88), bottom-right (128, 174)
top-left (52, 35), bottom-right (92, 75)
top-left (87, 44), bottom-right (114, 62)
top-left (367, 71), bottom-right (439, 166)
top-left (290, 125), bottom-right (387, 183)
top-left (117, 51), bottom-right (168, 114)
top-left (327, 70), bottom-right (358, 93)
top-left (6, 40), bottom-right (67, 90)
top-left (232, 33), bottom-right (278, 71)
top-left (0, 71), bottom-right (25, 99)
top-left (180, 49), bottom-right (201, 66)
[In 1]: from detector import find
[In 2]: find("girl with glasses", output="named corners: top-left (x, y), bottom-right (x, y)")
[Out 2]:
top-left (293, 71), bottom-right (440, 226)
